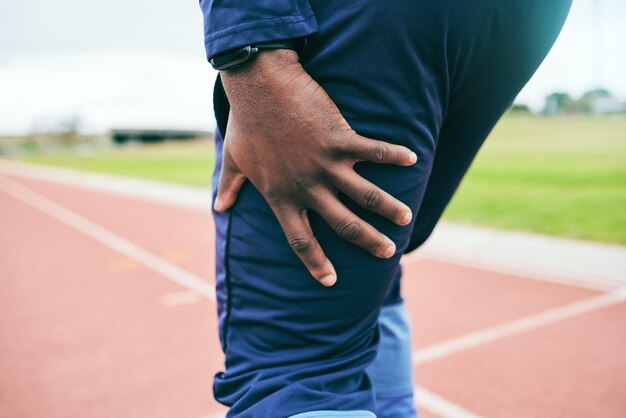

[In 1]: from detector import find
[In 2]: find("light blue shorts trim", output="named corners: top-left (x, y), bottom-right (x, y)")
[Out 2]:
top-left (367, 302), bottom-right (418, 418)
top-left (288, 411), bottom-right (376, 418)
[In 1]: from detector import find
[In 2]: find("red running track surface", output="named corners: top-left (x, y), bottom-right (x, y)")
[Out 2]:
top-left (1, 174), bottom-right (624, 418)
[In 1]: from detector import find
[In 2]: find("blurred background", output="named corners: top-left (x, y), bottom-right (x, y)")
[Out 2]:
top-left (1, 0), bottom-right (625, 417)
top-left (1, 0), bottom-right (625, 244)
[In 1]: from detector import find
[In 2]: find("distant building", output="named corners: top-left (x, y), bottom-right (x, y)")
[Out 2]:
top-left (542, 88), bottom-right (626, 115)
top-left (109, 129), bottom-right (212, 144)
top-left (591, 96), bottom-right (626, 114)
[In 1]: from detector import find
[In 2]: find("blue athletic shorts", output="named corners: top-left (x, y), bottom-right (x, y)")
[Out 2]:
top-left (210, 1), bottom-right (571, 416)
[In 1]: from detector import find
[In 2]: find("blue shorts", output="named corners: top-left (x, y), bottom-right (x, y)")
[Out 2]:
top-left (211, 1), bottom-right (571, 416)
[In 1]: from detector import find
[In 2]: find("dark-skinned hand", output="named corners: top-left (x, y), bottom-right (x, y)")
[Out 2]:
top-left (214, 49), bottom-right (417, 287)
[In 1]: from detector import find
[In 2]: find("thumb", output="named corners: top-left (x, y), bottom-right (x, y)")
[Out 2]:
top-left (214, 156), bottom-right (247, 212)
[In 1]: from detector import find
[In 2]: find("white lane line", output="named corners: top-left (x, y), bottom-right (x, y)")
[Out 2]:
top-left (416, 385), bottom-right (482, 418)
top-left (413, 288), bottom-right (626, 365)
top-left (408, 222), bottom-right (626, 291)
top-left (162, 290), bottom-right (203, 307)
top-left (5, 160), bottom-right (626, 292)
top-left (0, 174), bottom-right (489, 418)
top-left (0, 159), bottom-right (212, 211)
top-left (0, 175), bottom-right (215, 300)
top-left (402, 252), bottom-right (613, 293)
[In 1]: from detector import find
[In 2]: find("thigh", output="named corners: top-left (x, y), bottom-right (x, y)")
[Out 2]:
top-left (212, 126), bottom-right (405, 417)
top-left (212, 3), bottom-right (446, 416)
top-left (210, 0), bottom-right (573, 416)
top-left (407, 0), bottom-right (573, 251)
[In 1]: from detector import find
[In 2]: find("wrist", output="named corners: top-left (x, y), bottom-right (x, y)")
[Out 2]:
top-left (221, 48), bottom-right (300, 77)
top-left (220, 49), bottom-right (303, 105)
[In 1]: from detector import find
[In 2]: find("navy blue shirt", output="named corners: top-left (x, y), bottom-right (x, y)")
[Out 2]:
top-left (199, 0), bottom-right (319, 60)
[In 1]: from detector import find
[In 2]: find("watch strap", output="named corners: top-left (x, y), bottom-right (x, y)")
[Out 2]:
top-left (209, 39), bottom-right (300, 71)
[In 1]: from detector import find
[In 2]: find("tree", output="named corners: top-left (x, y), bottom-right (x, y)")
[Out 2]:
top-left (509, 103), bottom-right (531, 114)
top-left (542, 92), bottom-right (573, 115)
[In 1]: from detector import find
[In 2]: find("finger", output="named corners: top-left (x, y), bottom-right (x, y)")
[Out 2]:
top-left (333, 169), bottom-right (412, 226)
top-left (312, 190), bottom-right (397, 259)
top-left (347, 136), bottom-right (417, 166)
top-left (214, 152), bottom-right (246, 212)
top-left (273, 205), bottom-right (337, 287)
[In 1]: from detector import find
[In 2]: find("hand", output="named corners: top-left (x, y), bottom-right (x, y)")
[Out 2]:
top-left (215, 50), bottom-right (417, 287)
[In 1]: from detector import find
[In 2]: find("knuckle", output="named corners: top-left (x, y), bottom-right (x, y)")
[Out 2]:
top-left (333, 135), bottom-right (350, 152)
top-left (360, 188), bottom-right (380, 209)
top-left (293, 176), bottom-right (313, 195)
top-left (371, 143), bottom-right (386, 162)
top-left (307, 258), bottom-right (326, 271)
top-left (328, 135), bottom-right (351, 159)
top-left (287, 235), bottom-right (313, 252)
top-left (335, 217), bottom-right (362, 241)
top-left (369, 238), bottom-right (385, 255)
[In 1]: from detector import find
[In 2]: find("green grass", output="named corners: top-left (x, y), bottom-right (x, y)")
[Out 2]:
top-left (10, 115), bottom-right (626, 245)
top-left (442, 114), bottom-right (626, 244)
top-left (15, 140), bottom-right (215, 187)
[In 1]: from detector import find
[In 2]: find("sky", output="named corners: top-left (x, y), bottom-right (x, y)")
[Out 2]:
top-left (0, 0), bottom-right (624, 135)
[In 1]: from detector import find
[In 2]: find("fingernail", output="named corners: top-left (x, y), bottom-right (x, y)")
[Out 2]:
top-left (382, 242), bottom-right (396, 259)
top-left (213, 197), bottom-right (222, 211)
top-left (320, 274), bottom-right (337, 287)
top-left (400, 210), bottom-right (412, 225)
top-left (408, 152), bottom-right (418, 164)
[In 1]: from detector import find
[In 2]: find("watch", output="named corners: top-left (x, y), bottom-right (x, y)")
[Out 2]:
top-left (209, 39), bottom-right (301, 71)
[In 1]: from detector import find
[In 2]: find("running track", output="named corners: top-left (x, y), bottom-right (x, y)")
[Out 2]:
top-left (1, 169), bottom-right (625, 418)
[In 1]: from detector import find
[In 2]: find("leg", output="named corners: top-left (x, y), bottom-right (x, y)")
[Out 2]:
top-left (407, 0), bottom-right (573, 251)
top-left (210, 1), bottom-right (572, 416)
top-left (212, 126), bottom-right (407, 418)
top-left (373, 2), bottom-right (572, 416)
top-left (212, 1), bottom-right (449, 415)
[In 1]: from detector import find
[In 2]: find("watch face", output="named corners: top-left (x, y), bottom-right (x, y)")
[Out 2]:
top-left (211, 46), bottom-right (255, 71)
